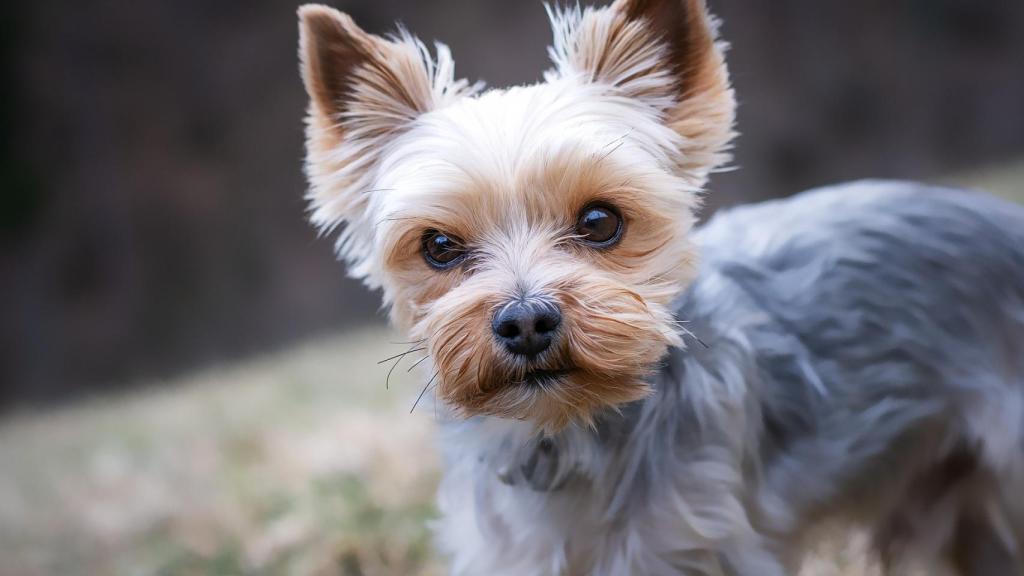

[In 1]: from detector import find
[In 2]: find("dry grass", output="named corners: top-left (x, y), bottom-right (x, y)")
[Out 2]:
top-left (0, 328), bottom-right (443, 576)
top-left (1, 167), bottom-right (1019, 576)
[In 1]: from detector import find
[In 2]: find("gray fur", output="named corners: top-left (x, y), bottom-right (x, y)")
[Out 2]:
top-left (435, 181), bottom-right (1024, 575)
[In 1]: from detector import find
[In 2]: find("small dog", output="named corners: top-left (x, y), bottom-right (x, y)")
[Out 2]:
top-left (296, 1), bottom-right (1024, 573)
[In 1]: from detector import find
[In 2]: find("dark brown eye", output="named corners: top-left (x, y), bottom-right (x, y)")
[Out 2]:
top-left (422, 229), bottom-right (466, 269)
top-left (575, 203), bottom-right (623, 247)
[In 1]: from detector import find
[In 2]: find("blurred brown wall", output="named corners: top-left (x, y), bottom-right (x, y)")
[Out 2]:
top-left (2, 0), bottom-right (1023, 406)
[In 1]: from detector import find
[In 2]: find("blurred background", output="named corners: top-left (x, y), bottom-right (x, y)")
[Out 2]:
top-left (1, 0), bottom-right (1022, 574)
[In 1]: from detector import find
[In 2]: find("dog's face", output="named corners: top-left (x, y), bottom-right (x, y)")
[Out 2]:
top-left (298, 0), bottom-right (734, 429)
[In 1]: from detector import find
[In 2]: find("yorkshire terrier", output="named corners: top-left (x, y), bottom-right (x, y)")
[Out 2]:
top-left (296, 0), bottom-right (1024, 574)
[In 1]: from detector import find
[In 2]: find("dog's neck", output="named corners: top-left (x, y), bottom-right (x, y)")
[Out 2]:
top-left (447, 269), bottom-right (776, 497)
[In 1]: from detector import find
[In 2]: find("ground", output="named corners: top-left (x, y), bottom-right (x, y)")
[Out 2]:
top-left (0, 329), bottom-right (442, 576)
top-left (2, 168), bottom-right (1020, 576)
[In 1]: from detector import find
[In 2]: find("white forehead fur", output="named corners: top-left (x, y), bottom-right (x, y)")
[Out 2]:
top-left (372, 76), bottom-right (689, 225)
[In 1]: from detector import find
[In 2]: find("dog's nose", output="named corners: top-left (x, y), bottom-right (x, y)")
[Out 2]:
top-left (492, 299), bottom-right (561, 357)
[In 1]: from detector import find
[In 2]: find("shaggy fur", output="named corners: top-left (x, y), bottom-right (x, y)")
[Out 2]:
top-left (297, 1), bottom-right (1024, 574)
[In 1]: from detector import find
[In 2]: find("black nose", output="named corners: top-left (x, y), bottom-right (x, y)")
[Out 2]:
top-left (492, 299), bottom-right (562, 357)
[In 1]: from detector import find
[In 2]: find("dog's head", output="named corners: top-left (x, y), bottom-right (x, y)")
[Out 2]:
top-left (298, 0), bottom-right (734, 429)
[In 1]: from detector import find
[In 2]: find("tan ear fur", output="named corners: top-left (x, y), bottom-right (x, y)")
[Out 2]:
top-left (299, 5), bottom-right (460, 136)
top-left (298, 5), bottom-right (374, 121)
top-left (548, 0), bottom-right (735, 178)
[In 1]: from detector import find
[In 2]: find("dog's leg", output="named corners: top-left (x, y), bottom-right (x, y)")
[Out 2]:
top-left (946, 407), bottom-right (1024, 576)
top-left (718, 545), bottom-right (790, 576)
top-left (947, 511), bottom-right (1022, 576)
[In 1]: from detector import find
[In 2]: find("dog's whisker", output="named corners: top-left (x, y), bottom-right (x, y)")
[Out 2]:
top-left (388, 338), bottom-right (427, 346)
top-left (593, 130), bottom-right (633, 164)
top-left (595, 135), bottom-right (629, 164)
top-left (681, 328), bottom-right (709, 349)
top-left (406, 354), bottom-right (430, 372)
top-left (377, 347), bottom-right (426, 365)
top-left (410, 371), bottom-right (439, 414)
top-left (384, 347), bottom-right (426, 389)
top-left (663, 317), bottom-right (709, 349)
top-left (642, 261), bottom-right (690, 285)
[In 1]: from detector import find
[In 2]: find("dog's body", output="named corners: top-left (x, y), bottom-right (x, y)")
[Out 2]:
top-left (436, 181), bottom-right (1024, 575)
top-left (295, 1), bottom-right (1024, 573)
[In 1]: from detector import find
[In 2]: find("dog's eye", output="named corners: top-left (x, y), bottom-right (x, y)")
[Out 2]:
top-left (422, 229), bottom-right (466, 269)
top-left (575, 203), bottom-right (623, 247)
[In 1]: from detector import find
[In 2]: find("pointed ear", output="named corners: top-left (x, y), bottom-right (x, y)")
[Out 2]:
top-left (299, 5), bottom-right (445, 134)
top-left (297, 5), bottom-right (475, 282)
top-left (299, 5), bottom-right (365, 121)
top-left (547, 0), bottom-right (735, 178)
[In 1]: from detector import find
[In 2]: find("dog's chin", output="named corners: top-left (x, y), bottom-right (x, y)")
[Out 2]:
top-left (514, 367), bottom-right (579, 387)
top-left (446, 365), bottom-right (653, 431)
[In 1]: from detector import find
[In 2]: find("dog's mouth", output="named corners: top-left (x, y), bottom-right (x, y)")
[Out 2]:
top-left (515, 367), bottom-right (577, 387)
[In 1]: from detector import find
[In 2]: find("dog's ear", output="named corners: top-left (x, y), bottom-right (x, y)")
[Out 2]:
top-left (547, 0), bottom-right (735, 178)
top-left (298, 5), bottom-right (444, 135)
top-left (297, 5), bottom-right (475, 282)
